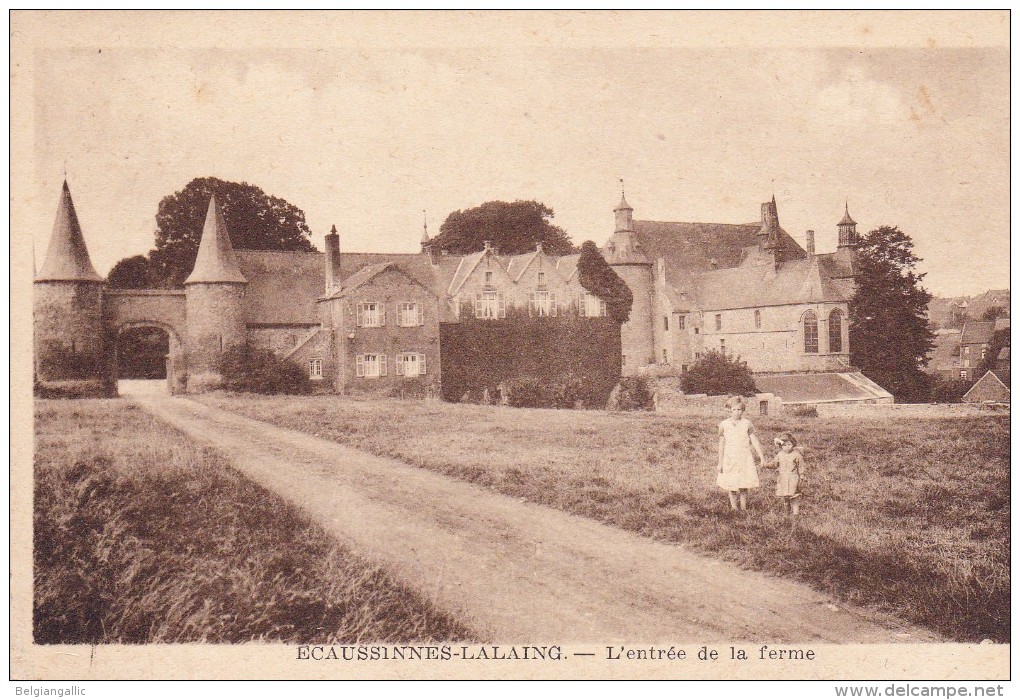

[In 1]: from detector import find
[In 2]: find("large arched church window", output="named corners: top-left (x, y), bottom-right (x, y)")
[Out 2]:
top-left (803, 311), bottom-right (819, 353)
top-left (829, 309), bottom-right (843, 353)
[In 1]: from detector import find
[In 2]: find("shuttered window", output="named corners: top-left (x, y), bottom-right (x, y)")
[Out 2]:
top-left (357, 302), bottom-right (384, 327)
top-left (396, 352), bottom-right (427, 377)
top-left (530, 291), bottom-right (557, 317)
top-left (356, 354), bottom-right (387, 378)
top-left (398, 301), bottom-right (423, 327)
top-left (578, 292), bottom-right (607, 318)
top-left (475, 291), bottom-right (504, 319)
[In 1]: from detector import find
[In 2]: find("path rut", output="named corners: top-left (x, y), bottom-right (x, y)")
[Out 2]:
top-left (128, 388), bottom-right (936, 644)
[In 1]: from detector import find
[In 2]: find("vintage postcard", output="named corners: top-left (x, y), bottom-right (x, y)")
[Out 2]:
top-left (11, 11), bottom-right (1010, 685)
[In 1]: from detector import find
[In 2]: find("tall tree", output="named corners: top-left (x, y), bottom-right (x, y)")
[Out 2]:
top-left (434, 200), bottom-right (575, 256)
top-left (144, 177), bottom-right (316, 287)
top-left (849, 226), bottom-right (935, 402)
top-left (576, 240), bottom-right (633, 323)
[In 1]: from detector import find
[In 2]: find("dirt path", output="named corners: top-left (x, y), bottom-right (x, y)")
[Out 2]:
top-left (126, 387), bottom-right (936, 644)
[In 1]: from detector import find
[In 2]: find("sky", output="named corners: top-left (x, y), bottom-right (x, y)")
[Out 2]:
top-left (21, 12), bottom-right (1010, 298)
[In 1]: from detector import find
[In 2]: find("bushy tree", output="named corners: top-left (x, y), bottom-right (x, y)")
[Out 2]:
top-left (110, 177), bottom-right (316, 288)
top-left (434, 200), bottom-right (575, 256)
top-left (107, 255), bottom-right (156, 289)
top-left (219, 346), bottom-right (311, 395)
top-left (849, 226), bottom-right (935, 402)
top-left (976, 328), bottom-right (1010, 377)
top-left (981, 305), bottom-right (1007, 321)
top-left (577, 240), bottom-right (634, 323)
top-left (680, 350), bottom-right (757, 396)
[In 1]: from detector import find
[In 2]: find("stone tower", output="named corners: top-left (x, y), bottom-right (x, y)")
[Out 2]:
top-left (34, 181), bottom-right (108, 388)
top-left (184, 195), bottom-right (247, 391)
top-left (603, 192), bottom-right (654, 376)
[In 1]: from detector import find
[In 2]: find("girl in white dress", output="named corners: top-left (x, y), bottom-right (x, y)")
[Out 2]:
top-left (717, 396), bottom-right (766, 511)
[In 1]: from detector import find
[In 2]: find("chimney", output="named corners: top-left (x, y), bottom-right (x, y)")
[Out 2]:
top-left (483, 240), bottom-right (492, 252)
top-left (324, 225), bottom-right (341, 293)
top-left (805, 230), bottom-right (815, 255)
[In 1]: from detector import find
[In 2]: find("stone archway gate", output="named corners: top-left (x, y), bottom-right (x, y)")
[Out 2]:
top-left (103, 289), bottom-right (187, 394)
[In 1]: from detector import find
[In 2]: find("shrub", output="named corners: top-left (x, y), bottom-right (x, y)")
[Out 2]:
top-left (34, 378), bottom-right (117, 399)
top-left (680, 351), bottom-right (757, 396)
top-left (789, 404), bottom-right (819, 418)
top-left (611, 376), bottom-right (655, 411)
top-left (928, 376), bottom-right (973, 404)
top-left (219, 346), bottom-right (311, 395)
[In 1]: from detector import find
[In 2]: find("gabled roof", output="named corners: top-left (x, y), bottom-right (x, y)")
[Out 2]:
top-left (632, 219), bottom-right (806, 286)
top-left (185, 196), bottom-right (247, 284)
top-left (555, 253), bottom-right (580, 281)
top-left (236, 250), bottom-right (323, 324)
top-left (690, 254), bottom-right (849, 311)
top-left (37, 181), bottom-right (103, 282)
top-left (504, 249), bottom-right (541, 281)
top-left (961, 321), bottom-right (996, 345)
top-left (446, 248), bottom-right (510, 295)
top-left (332, 261), bottom-right (436, 298)
top-left (963, 370), bottom-right (1010, 402)
top-left (927, 330), bottom-right (962, 371)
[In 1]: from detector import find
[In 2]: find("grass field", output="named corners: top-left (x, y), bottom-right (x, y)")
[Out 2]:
top-left (198, 393), bottom-right (1011, 643)
top-left (33, 399), bottom-right (473, 644)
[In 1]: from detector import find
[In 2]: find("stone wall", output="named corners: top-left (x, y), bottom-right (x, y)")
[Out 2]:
top-left (34, 281), bottom-right (107, 384)
top-left (185, 282), bottom-right (246, 390)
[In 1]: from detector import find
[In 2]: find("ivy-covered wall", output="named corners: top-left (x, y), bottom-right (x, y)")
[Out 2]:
top-left (439, 311), bottom-right (622, 407)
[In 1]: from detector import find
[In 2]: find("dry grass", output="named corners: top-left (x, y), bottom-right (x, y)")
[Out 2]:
top-left (198, 393), bottom-right (1010, 643)
top-left (34, 399), bottom-right (474, 644)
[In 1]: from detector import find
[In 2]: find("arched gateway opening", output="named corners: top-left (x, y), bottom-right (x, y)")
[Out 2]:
top-left (104, 289), bottom-right (187, 394)
top-left (114, 322), bottom-right (183, 394)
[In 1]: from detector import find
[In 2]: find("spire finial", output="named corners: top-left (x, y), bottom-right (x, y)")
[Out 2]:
top-left (330, 224), bottom-right (337, 235)
top-left (620, 178), bottom-right (625, 199)
top-left (422, 209), bottom-right (429, 240)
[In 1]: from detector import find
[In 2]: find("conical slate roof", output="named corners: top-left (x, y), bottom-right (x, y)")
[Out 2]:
top-left (36, 181), bottom-right (103, 282)
top-left (185, 195), bottom-right (247, 284)
top-left (838, 203), bottom-right (857, 226)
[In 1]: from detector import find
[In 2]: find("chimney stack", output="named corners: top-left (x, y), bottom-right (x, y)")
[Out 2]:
top-left (324, 225), bottom-right (341, 293)
top-left (805, 230), bottom-right (815, 255)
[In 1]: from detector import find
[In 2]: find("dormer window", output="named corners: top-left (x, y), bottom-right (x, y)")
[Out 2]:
top-left (537, 271), bottom-right (546, 287)
top-left (484, 270), bottom-right (493, 285)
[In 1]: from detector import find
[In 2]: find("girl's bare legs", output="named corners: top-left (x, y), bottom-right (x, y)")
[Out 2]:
top-left (728, 491), bottom-right (739, 510)
top-left (791, 498), bottom-right (800, 517)
top-left (739, 489), bottom-right (748, 511)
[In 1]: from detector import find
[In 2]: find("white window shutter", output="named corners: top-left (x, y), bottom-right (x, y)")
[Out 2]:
top-left (396, 354), bottom-right (404, 376)
top-left (498, 293), bottom-right (506, 318)
top-left (550, 292), bottom-right (558, 317)
top-left (380, 303), bottom-right (386, 326)
top-left (578, 292), bottom-right (586, 317)
top-left (600, 299), bottom-right (607, 317)
top-left (419, 353), bottom-right (427, 375)
top-left (417, 303), bottom-right (423, 326)
top-left (356, 304), bottom-right (364, 327)
top-left (356, 354), bottom-right (365, 377)
top-left (475, 293), bottom-right (482, 318)
top-left (380, 354), bottom-right (388, 376)
top-left (528, 292), bottom-right (535, 316)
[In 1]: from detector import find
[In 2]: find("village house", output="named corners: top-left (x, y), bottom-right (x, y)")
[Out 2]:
top-left (34, 181), bottom-right (892, 403)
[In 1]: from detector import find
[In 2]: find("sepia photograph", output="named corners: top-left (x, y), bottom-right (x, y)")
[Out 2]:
top-left (10, 10), bottom-right (1010, 685)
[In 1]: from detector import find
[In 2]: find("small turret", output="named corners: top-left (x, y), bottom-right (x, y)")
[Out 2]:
top-left (837, 202), bottom-right (859, 249)
top-left (184, 195), bottom-right (248, 391)
top-left (603, 185), bottom-right (653, 376)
